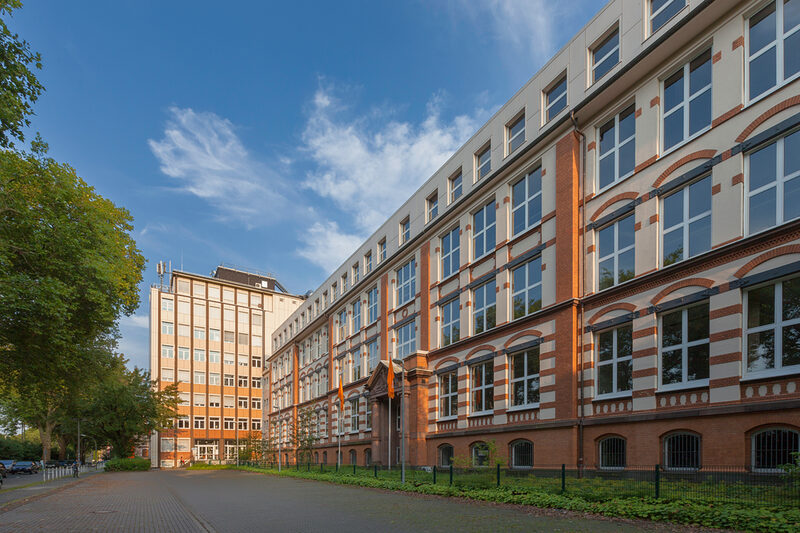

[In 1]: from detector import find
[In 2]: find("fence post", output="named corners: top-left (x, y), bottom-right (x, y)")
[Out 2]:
top-left (320, 462), bottom-right (323, 473)
top-left (353, 463), bottom-right (356, 475)
top-left (374, 463), bottom-right (378, 478)
top-left (433, 465), bottom-right (436, 484)
top-left (561, 464), bottom-right (566, 493)
top-left (449, 463), bottom-right (453, 486)
top-left (496, 463), bottom-right (500, 487)
top-left (335, 461), bottom-right (338, 473)
top-left (654, 464), bottom-right (660, 499)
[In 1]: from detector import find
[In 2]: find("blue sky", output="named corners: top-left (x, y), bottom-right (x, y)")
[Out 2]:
top-left (10, 0), bottom-right (598, 370)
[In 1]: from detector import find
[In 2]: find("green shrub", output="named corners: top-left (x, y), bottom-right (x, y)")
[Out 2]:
top-left (104, 457), bottom-right (151, 472)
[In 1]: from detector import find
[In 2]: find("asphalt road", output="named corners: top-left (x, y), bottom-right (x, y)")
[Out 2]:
top-left (0, 469), bottom-right (700, 532)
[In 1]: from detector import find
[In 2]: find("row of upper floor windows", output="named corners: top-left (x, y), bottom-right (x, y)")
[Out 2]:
top-left (160, 368), bottom-right (263, 388)
top-left (176, 392), bottom-right (262, 410)
top-left (172, 278), bottom-right (277, 309)
top-left (273, 0), bottom-right (800, 351)
top-left (159, 322), bottom-right (262, 346)
top-left (160, 346), bottom-right (262, 367)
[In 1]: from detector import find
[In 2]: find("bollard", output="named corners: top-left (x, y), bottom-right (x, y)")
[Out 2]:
top-left (374, 463), bottom-right (378, 478)
top-left (335, 462), bottom-right (338, 473)
top-left (449, 463), bottom-right (453, 486)
top-left (433, 465), bottom-right (436, 484)
top-left (308, 462), bottom-right (310, 472)
top-left (654, 464), bottom-right (660, 499)
top-left (496, 463), bottom-right (500, 487)
top-left (561, 464), bottom-right (566, 493)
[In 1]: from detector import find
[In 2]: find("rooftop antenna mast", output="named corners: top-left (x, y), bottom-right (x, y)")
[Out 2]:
top-left (156, 261), bottom-right (166, 289)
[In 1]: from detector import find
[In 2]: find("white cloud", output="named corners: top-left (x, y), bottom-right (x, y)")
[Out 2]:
top-left (297, 219), bottom-right (364, 273)
top-left (298, 85), bottom-right (488, 266)
top-left (120, 314), bottom-right (148, 329)
top-left (148, 107), bottom-right (289, 228)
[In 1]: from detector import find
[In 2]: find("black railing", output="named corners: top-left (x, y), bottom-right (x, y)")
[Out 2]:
top-left (231, 460), bottom-right (799, 508)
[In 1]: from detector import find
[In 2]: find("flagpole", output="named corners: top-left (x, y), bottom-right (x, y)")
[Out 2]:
top-left (388, 395), bottom-right (391, 471)
top-left (400, 362), bottom-right (405, 483)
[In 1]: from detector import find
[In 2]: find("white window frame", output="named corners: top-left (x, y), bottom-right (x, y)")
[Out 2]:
top-left (475, 144), bottom-right (491, 181)
top-left (400, 217), bottom-right (410, 245)
top-left (506, 113), bottom-right (525, 155)
top-left (591, 27), bottom-right (620, 83)
top-left (440, 226), bottom-right (460, 280)
top-left (396, 259), bottom-right (416, 306)
top-left (744, 276), bottom-right (800, 379)
top-left (352, 299), bottom-right (361, 332)
top-left (658, 302), bottom-right (710, 391)
top-left (193, 348), bottom-right (205, 362)
top-left (193, 416), bottom-right (205, 430)
top-left (449, 172), bottom-right (463, 203)
top-left (594, 324), bottom-right (633, 399)
top-left (472, 199), bottom-right (496, 260)
top-left (661, 48), bottom-right (712, 153)
top-left (509, 347), bottom-right (540, 409)
top-left (596, 104), bottom-right (636, 191)
top-left (745, 131), bottom-right (800, 236)
top-left (161, 321), bottom-right (173, 335)
top-left (193, 371), bottom-right (205, 385)
top-left (472, 279), bottom-right (497, 335)
top-left (365, 251), bottom-right (373, 273)
top-left (349, 398), bottom-right (359, 433)
top-left (649, 0), bottom-right (686, 35)
top-left (396, 321), bottom-right (416, 358)
top-left (544, 73), bottom-right (567, 123)
top-left (338, 309), bottom-right (348, 340)
top-left (161, 345), bottom-right (174, 359)
top-left (470, 361), bottom-right (494, 415)
top-left (368, 340), bottom-right (379, 372)
top-left (511, 257), bottom-right (542, 320)
top-left (427, 193), bottom-right (439, 222)
top-left (746, 0), bottom-right (800, 104)
top-left (439, 372), bottom-right (458, 420)
top-left (440, 298), bottom-right (460, 348)
top-left (661, 175), bottom-right (712, 266)
top-left (596, 214), bottom-right (635, 291)
top-left (368, 287), bottom-right (378, 324)
top-left (511, 166), bottom-right (543, 236)
top-left (378, 239), bottom-right (387, 263)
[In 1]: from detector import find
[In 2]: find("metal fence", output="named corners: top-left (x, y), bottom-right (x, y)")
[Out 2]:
top-left (232, 460), bottom-right (799, 508)
top-left (42, 462), bottom-right (103, 483)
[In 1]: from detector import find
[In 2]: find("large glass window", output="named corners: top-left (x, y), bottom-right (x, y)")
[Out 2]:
top-left (427, 193), bottom-right (439, 222)
top-left (747, 130), bottom-right (800, 235)
top-left (472, 279), bottom-right (497, 335)
top-left (400, 218), bottom-right (410, 245)
top-left (650, 0), bottom-right (686, 33)
top-left (472, 442), bottom-right (490, 466)
top-left (663, 432), bottom-right (701, 470)
top-left (507, 114), bottom-right (525, 154)
top-left (441, 299), bottom-right (460, 347)
top-left (476, 145), bottom-right (491, 180)
top-left (545, 74), bottom-right (567, 122)
top-left (396, 259), bottom-right (416, 306)
top-left (597, 214), bottom-right (635, 290)
top-left (440, 372), bottom-right (458, 418)
top-left (596, 324), bottom-right (633, 396)
top-left (598, 437), bottom-right (626, 469)
top-left (511, 257), bottom-right (542, 320)
top-left (470, 361), bottom-right (494, 413)
top-left (449, 172), bottom-right (463, 203)
top-left (663, 49), bottom-right (712, 151)
top-left (439, 444), bottom-right (454, 466)
top-left (441, 227), bottom-right (460, 279)
top-left (161, 345), bottom-right (174, 359)
top-left (473, 200), bottom-right (496, 259)
top-left (368, 339), bottom-right (379, 371)
top-left (748, 0), bottom-right (800, 101)
top-left (368, 287), bottom-right (378, 323)
top-left (397, 321), bottom-right (416, 358)
top-left (510, 347), bottom-right (540, 407)
top-left (752, 428), bottom-right (800, 471)
top-left (350, 399), bottom-right (359, 432)
top-left (338, 309), bottom-right (347, 340)
top-left (592, 28), bottom-right (619, 82)
top-left (352, 299), bottom-right (361, 332)
top-left (745, 277), bottom-right (800, 376)
top-left (660, 302), bottom-right (710, 388)
top-left (662, 176), bottom-right (712, 265)
top-left (512, 166), bottom-right (542, 235)
top-left (510, 440), bottom-right (533, 468)
top-left (597, 105), bottom-right (635, 190)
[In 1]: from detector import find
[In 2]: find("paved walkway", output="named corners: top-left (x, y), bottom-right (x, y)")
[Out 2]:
top-left (0, 469), bottom-right (704, 532)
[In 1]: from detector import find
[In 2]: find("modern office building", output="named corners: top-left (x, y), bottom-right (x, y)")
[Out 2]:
top-left (149, 266), bottom-right (304, 467)
top-left (265, 0), bottom-right (800, 471)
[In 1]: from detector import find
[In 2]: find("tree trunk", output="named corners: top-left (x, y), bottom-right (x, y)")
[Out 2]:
top-left (57, 434), bottom-right (67, 460)
top-left (38, 419), bottom-right (57, 462)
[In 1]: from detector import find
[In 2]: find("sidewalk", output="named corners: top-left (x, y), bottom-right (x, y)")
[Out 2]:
top-left (0, 468), bottom-right (103, 511)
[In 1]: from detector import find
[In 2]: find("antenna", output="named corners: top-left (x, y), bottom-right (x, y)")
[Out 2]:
top-left (156, 261), bottom-right (165, 288)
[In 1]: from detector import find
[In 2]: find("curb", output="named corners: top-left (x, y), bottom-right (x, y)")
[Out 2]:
top-left (0, 472), bottom-right (99, 514)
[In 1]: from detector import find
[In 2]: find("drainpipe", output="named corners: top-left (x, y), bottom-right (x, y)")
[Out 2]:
top-left (571, 110), bottom-right (586, 473)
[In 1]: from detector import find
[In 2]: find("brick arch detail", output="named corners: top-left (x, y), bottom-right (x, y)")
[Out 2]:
top-left (651, 150), bottom-right (717, 188)
top-left (745, 422), bottom-right (800, 436)
top-left (733, 245), bottom-right (800, 278)
top-left (659, 428), bottom-right (702, 440)
top-left (650, 278), bottom-right (715, 305)
top-left (736, 95), bottom-right (800, 143)
top-left (595, 432), bottom-right (626, 443)
top-left (466, 344), bottom-right (497, 360)
top-left (589, 192), bottom-right (639, 222)
top-left (503, 330), bottom-right (543, 348)
top-left (588, 302), bottom-right (637, 325)
top-left (434, 356), bottom-right (460, 370)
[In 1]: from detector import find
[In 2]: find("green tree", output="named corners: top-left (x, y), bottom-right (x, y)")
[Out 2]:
top-left (0, 1), bottom-right (44, 149)
top-left (293, 408), bottom-right (318, 464)
top-left (0, 148), bottom-right (145, 459)
top-left (83, 360), bottom-right (179, 458)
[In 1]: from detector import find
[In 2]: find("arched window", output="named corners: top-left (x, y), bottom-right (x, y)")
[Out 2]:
top-left (663, 432), bottom-right (701, 470)
top-left (438, 444), bottom-right (454, 467)
top-left (314, 451), bottom-right (319, 464)
top-left (322, 451), bottom-right (327, 464)
top-left (471, 442), bottom-right (489, 467)
top-left (752, 428), bottom-right (800, 471)
top-left (598, 436), bottom-right (626, 469)
top-left (364, 448), bottom-right (372, 466)
top-left (510, 440), bottom-right (533, 468)
top-left (349, 449), bottom-right (357, 465)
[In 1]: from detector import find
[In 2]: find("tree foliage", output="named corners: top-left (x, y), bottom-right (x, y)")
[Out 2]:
top-left (0, 0), bottom-right (44, 149)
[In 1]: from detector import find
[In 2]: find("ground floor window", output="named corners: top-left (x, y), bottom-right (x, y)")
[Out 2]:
top-left (663, 432), bottom-right (701, 470)
top-left (364, 448), bottom-right (372, 466)
top-left (510, 440), bottom-right (533, 468)
top-left (598, 436), bottom-right (626, 469)
top-left (349, 449), bottom-right (357, 465)
top-left (471, 442), bottom-right (489, 467)
top-left (752, 428), bottom-right (800, 471)
top-left (439, 444), bottom-right (454, 467)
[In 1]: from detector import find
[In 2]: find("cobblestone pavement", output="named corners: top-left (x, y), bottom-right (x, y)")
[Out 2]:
top-left (0, 469), bottom-right (701, 532)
